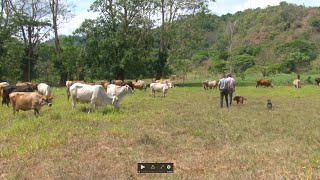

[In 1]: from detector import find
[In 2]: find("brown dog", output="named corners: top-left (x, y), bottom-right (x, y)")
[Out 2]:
top-left (233, 96), bottom-right (247, 104)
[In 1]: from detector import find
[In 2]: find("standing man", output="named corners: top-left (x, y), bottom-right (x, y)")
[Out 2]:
top-left (227, 73), bottom-right (236, 106)
top-left (218, 74), bottom-right (229, 108)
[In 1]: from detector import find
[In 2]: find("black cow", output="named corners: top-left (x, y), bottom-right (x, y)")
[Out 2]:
top-left (2, 86), bottom-right (34, 106)
top-left (315, 78), bottom-right (320, 86)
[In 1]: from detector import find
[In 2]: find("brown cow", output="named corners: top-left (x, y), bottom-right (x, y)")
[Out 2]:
top-left (99, 80), bottom-right (110, 90)
top-left (9, 92), bottom-right (53, 116)
top-left (233, 96), bottom-right (247, 104)
top-left (111, 80), bottom-right (124, 86)
top-left (111, 80), bottom-right (134, 90)
top-left (132, 81), bottom-right (147, 90)
top-left (256, 79), bottom-right (273, 88)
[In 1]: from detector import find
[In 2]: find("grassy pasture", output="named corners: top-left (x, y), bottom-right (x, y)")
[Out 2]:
top-left (1, 82), bottom-right (320, 179)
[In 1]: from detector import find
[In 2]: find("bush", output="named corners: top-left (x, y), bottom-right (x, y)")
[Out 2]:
top-left (232, 54), bottom-right (255, 73)
top-left (209, 60), bottom-right (227, 74)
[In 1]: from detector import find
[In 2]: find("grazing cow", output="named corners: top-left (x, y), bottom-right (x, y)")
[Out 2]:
top-left (111, 80), bottom-right (134, 90)
top-left (123, 80), bottom-right (134, 90)
top-left (37, 83), bottom-right (52, 101)
top-left (2, 86), bottom-right (34, 106)
top-left (315, 78), bottom-right (320, 86)
top-left (156, 79), bottom-right (170, 84)
top-left (9, 92), bottom-right (53, 116)
top-left (111, 80), bottom-right (124, 86)
top-left (106, 84), bottom-right (134, 107)
top-left (132, 81), bottom-right (147, 90)
top-left (256, 79), bottom-right (273, 88)
top-left (16, 82), bottom-right (38, 91)
top-left (16, 82), bottom-right (33, 86)
top-left (202, 80), bottom-right (218, 90)
top-left (0, 82), bottom-right (9, 87)
top-left (69, 83), bottom-right (119, 112)
top-left (99, 80), bottom-right (110, 90)
top-left (292, 79), bottom-right (301, 88)
top-left (150, 82), bottom-right (173, 97)
top-left (66, 80), bottom-right (85, 101)
top-left (233, 96), bottom-right (247, 104)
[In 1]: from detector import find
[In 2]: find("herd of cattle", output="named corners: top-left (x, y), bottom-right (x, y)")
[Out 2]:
top-left (201, 77), bottom-right (320, 90)
top-left (0, 79), bottom-right (174, 116)
top-left (1, 77), bottom-right (320, 116)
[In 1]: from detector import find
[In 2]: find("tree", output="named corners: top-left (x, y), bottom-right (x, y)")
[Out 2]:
top-left (8, 0), bottom-right (51, 81)
top-left (77, 0), bottom-right (155, 80)
top-left (154, 0), bottom-right (215, 79)
top-left (49, 0), bottom-right (74, 85)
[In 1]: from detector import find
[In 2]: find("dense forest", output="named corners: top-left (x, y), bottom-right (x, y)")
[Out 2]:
top-left (0, 1), bottom-right (320, 85)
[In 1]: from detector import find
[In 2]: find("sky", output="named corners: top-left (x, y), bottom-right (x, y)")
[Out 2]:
top-left (59, 0), bottom-right (320, 36)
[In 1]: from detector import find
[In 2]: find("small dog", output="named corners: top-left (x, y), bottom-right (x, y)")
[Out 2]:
top-left (233, 96), bottom-right (247, 104)
top-left (267, 99), bottom-right (273, 110)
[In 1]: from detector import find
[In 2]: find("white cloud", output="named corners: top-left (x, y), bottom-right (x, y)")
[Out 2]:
top-left (59, 0), bottom-right (320, 35)
top-left (209, 0), bottom-right (320, 15)
top-left (59, 11), bottom-right (98, 35)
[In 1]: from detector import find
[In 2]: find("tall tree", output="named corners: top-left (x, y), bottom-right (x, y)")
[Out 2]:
top-left (154, 0), bottom-right (215, 79)
top-left (78, 0), bottom-right (155, 80)
top-left (8, 0), bottom-right (51, 81)
top-left (49, 0), bottom-right (74, 85)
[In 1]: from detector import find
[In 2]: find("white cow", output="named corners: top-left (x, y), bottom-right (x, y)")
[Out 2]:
top-left (0, 82), bottom-right (9, 87)
top-left (150, 82), bottom-right (173, 97)
top-left (69, 83), bottom-right (119, 112)
top-left (293, 79), bottom-right (301, 88)
top-left (37, 83), bottom-right (52, 98)
top-left (0, 82), bottom-right (9, 97)
top-left (106, 84), bottom-right (134, 107)
top-left (202, 80), bottom-right (218, 90)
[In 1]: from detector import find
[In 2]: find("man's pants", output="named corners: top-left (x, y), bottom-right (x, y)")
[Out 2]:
top-left (220, 89), bottom-right (229, 108)
top-left (229, 89), bottom-right (234, 106)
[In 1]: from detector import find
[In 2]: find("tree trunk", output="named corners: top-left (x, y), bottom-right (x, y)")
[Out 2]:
top-left (59, 72), bottom-right (67, 86)
top-left (117, 69), bottom-right (125, 81)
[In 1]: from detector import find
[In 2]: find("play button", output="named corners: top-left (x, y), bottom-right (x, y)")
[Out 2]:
top-left (140, 165), bottom-right (145, 170)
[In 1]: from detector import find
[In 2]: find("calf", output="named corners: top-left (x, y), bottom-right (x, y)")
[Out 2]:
top-left (9, 92), bottom-right (53, 116)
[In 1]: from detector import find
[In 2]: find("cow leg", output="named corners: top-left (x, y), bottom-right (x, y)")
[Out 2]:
top-left (72, 99), bottom-right (76, 110)
top-left (12, 106), bottom-right (16, 114)
top-left (154, 89), bottom-right (156, 97)
top-left (34, 108), bottom-right (39, 116)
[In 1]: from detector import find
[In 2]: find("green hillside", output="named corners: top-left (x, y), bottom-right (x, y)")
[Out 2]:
top-left (198, 2), bottom-right (320, 77)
